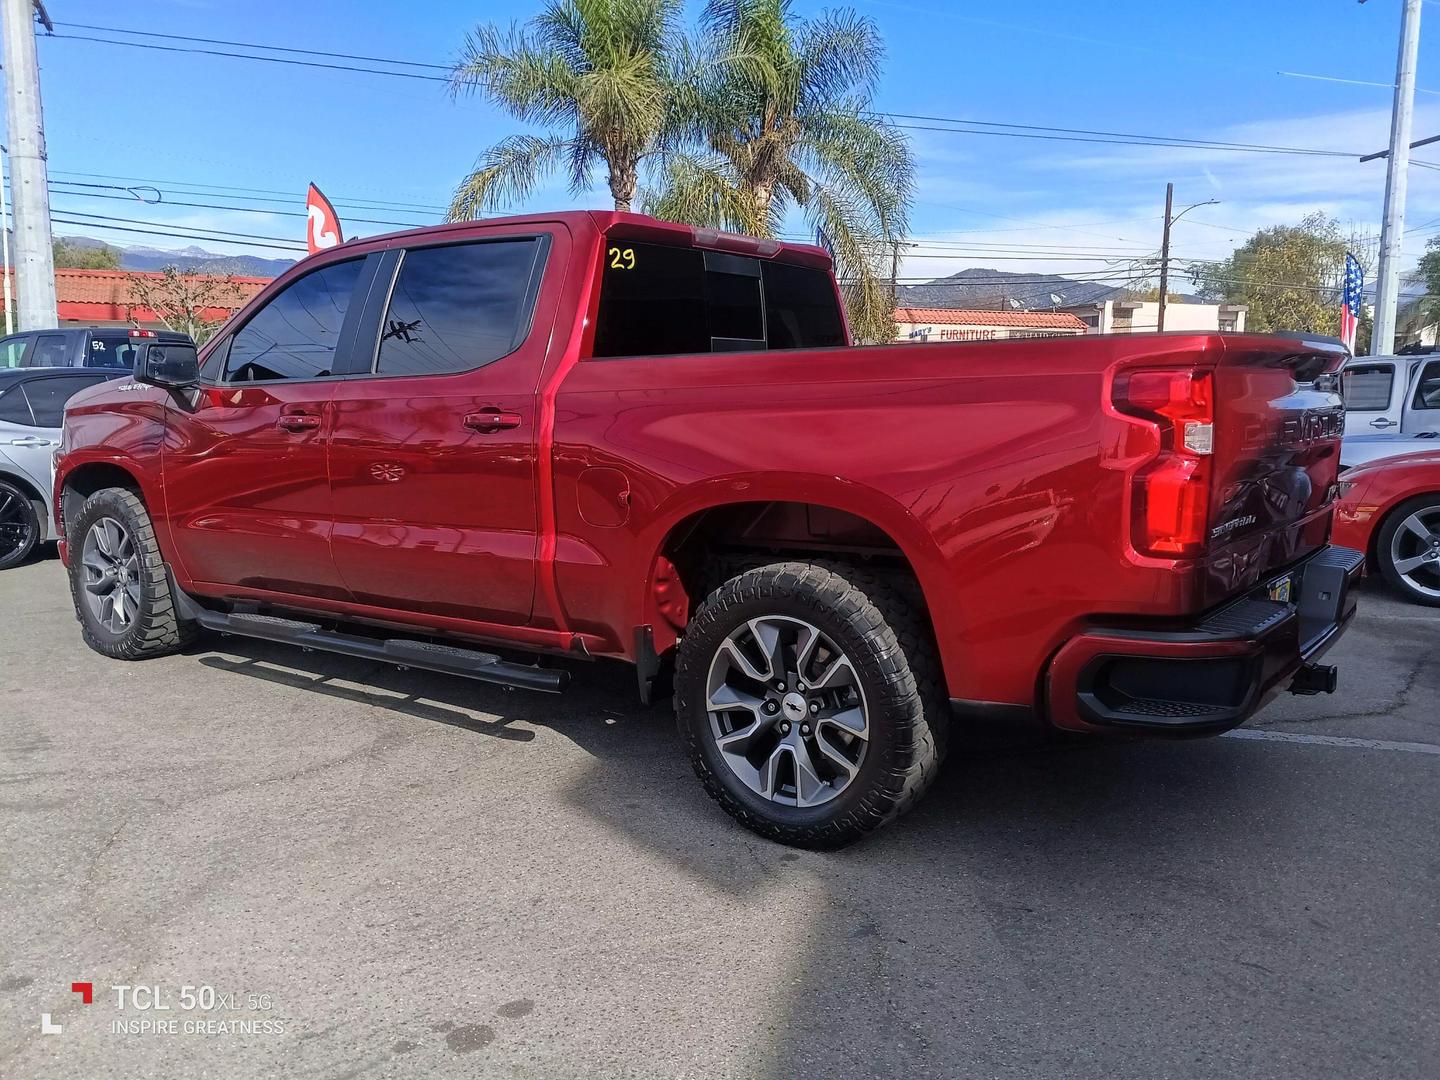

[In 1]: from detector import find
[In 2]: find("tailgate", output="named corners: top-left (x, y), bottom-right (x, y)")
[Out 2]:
top-left (1202, 335), bottom-right (1348, 603)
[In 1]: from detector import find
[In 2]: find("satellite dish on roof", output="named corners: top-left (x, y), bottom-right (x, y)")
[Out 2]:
top-left (1008, 298), bottom-right (1022, 309)
top-left (1050, 293), bottom-right (1062, 305)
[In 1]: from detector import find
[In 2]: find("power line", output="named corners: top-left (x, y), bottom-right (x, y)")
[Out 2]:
top-left (52, 208), bottom-right (308, 249)
top-left (50, 216), bottom-right (306, 252)
top-left (42, 28), bottom-right (1364, 160)
top-left (877, 112), bottom-right (1360, 159)
top-left (45, 33), bottom-right (450, 83)
top-left (52, 21), bottom-right (450, 69)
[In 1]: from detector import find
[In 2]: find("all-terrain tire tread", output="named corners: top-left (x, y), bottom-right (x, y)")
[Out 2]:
top-left (675, 560), bottom-right (949, 848)
top-left (67, 486), bottom-right (199, 659)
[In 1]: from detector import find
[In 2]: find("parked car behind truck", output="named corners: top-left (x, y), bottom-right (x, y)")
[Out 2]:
top-left (54, 211), bottom-right (1361, 847)
top-left (0, 326), bottom-right (192, 371)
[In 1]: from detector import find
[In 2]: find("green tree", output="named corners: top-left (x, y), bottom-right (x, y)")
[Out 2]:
top-left (127, 266), bottom-right (244, 346)
top-left (1195, 213), bottom-right (1349, 335)
top-left (53, 238), bottom-right (121, 270)
top-left (646, 0), bottom-right (913, 343)
top-left (448, 0), bottom-right (682, 217)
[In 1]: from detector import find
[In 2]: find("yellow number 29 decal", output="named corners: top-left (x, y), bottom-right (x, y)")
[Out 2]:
top-left (608, 246), bottom-right (636, 271)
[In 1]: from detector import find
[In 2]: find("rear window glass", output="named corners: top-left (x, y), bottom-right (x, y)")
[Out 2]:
top-left (591, 241), bottom-right (844, 358)
top-left (763, 261), bottom-right (846, 348)
top-left (1342, 364), bottom-right (1394, 411)
top-left (593, 242), bottom-right (707, 357)
top-left (88, 334), bottom-right (142, 370)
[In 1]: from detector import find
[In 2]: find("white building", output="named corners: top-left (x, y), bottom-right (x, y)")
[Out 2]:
top-left (1058, 299), bottom-right (1248, 335)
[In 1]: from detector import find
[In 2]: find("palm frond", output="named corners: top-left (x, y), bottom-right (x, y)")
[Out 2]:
top-left (796, 8), bottom-right (883, 112)
top-left (641, 153), bottom-right (767, 235)
top-left (809, 182), bottom-right (896, 344)
top-left (447, 134), bottom-right (579, 221)
top-left (797, 104), bottom-right (912, 239)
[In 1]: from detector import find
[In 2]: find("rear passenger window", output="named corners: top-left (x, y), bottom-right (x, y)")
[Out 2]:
top-left (1414, 361), bottom-right (1440, 409)
top-left (20, 375), bottom-right (106, 427)
top-left (224, 258), bottom-right (364, 383)
top-left (375, 239), bottom-right (545, 377)
top-left (0, 385), bottom-right (32, 424)
top-left (591, 241), bottom-right (845, 357)
top-left (29, 334), bottom-right (68, 367)
top-left (1342, 364), bottom-right (1394, 411)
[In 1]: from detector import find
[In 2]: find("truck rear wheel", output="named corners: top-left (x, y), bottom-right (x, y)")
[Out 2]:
top-left (67, 486), bottom-right (197, 659)
top-left (675, 562), bottom-right (948, 848)
top-left (1375, 494), bottom-right (1440, 607)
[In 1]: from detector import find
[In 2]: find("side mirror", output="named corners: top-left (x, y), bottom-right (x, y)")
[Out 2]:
top-left (136, 342), bottom-right (200, 389)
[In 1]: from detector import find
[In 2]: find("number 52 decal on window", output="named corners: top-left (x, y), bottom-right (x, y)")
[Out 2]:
top-left (608, 246), bottom-right (636, 271)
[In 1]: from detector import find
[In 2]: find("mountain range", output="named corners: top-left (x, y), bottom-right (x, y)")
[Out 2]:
top-left (59, 235), bottom-right (296, 278)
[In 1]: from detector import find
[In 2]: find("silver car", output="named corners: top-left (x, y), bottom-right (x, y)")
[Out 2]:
top-left (0, 367), bottom-right (129, 569)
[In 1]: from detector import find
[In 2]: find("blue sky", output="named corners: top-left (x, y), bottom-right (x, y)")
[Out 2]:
top-left (13, 0), bottom-right (1440, 284)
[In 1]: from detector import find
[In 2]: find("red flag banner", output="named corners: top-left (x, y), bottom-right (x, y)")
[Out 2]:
top-left (305, 183), bottom-right (344, 253)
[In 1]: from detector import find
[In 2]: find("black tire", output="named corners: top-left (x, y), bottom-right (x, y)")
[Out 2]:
top-left (66, 486), bottom-right (198, 658)
top-left (1374, 493), bottom-right (1440, 607)
top-left (0, 478), bottom-right (41, 571)
top-left (675, 561), bottom-right (948, 848)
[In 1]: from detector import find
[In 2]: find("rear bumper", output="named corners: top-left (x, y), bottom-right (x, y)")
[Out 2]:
top-left (1045, 545), bottom-right (1364, 736)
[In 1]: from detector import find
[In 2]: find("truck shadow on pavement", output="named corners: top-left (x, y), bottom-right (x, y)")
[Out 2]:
top-left (185, 632), bottom-right (1435, 1080)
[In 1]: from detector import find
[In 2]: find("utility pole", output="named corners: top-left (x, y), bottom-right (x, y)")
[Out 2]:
top-left (1, 0), bottom-right (57, 331)
top-left (1, 144), bottom-right (12, 335)
top-left (1158, 183), bottom-right (1174, 332)
top-left (1372, 0), bottom-right (1423, 356)
top-left (890, 240), bottom-right (901, 303)
top-left (1156, 184), bottom-right (1219, 333)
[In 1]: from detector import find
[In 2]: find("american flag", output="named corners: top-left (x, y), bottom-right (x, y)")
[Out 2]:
top-left (1340, 252), bottom-right (1363, 351)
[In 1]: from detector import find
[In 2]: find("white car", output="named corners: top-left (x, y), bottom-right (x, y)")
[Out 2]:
top-left (1339, 353), bottom-right (1440, 468)
top-left (0, 367), bottom-right (129, 569)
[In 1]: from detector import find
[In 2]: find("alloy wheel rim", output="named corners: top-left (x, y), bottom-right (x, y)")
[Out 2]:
top-left (0, 487), bottom-right (34, 561)
top-left (1390, 508), bottom-right (1440, 599)
top-left (81, 517), bottom-right (142, 633)
top-left (705, 615), bottom-right (869, 807)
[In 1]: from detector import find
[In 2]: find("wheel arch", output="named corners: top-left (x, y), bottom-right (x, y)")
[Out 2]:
top-left (58, 458), bottom-right (151, 542)
top-left (634, 478), bottom-right (962, 694)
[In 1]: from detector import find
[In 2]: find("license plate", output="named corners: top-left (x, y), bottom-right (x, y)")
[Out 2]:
top-left (1268, 575), bottom-right (1294, 603)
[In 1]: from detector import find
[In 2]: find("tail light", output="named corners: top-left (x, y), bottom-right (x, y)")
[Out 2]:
top-left (129, 328), bottom-right (157, 338)
top-left (1114, 369), bottom-right (1214, 557)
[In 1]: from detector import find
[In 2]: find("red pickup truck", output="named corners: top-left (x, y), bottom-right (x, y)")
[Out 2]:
top-left (55, 211), bottom-right (1361, 846)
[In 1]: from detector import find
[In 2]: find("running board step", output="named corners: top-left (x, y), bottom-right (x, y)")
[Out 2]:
top-left (191, 609), bottom-right (568, 693)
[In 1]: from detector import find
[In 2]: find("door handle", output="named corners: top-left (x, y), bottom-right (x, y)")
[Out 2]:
top-left (1370, 418), bottom-right (1398, 429)
top-left (277, 414), bottom-right (321, 432)
top-left (464, 410), bottom-right (523, 433)
top-left (6, 436), bottom-right (53, 447)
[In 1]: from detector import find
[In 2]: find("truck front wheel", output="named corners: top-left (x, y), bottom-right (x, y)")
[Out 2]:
top-left (675, 562), bottom-right (948, 848)
top-left (66, 487), bottom-right (197, 659)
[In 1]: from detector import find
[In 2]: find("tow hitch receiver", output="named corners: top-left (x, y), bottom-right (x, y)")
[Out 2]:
top-left (1289, 662), bottom-right (1338, 696)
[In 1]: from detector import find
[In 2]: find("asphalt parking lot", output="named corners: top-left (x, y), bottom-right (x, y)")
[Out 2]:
top-left (2, 553), bottom-right (1437, 1080)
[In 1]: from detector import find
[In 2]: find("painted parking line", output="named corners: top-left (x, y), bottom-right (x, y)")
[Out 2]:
top-left (1223, 729), bottom-right (1440, 755)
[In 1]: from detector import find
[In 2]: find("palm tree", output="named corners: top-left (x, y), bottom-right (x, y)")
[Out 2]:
top-left (647, 0), bottom-right (913, 342)
top-left (448, 0), bottom-right (682, 218)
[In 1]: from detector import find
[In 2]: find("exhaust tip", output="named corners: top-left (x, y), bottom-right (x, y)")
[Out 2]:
top-left (1289, 663), bottom-right (1338, 696)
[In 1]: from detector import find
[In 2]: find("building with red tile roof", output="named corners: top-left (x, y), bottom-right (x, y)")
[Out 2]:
top-left (4, 268), bottom-right (271, 328)
top-left (894, 307), bottom-right (1088, 343)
